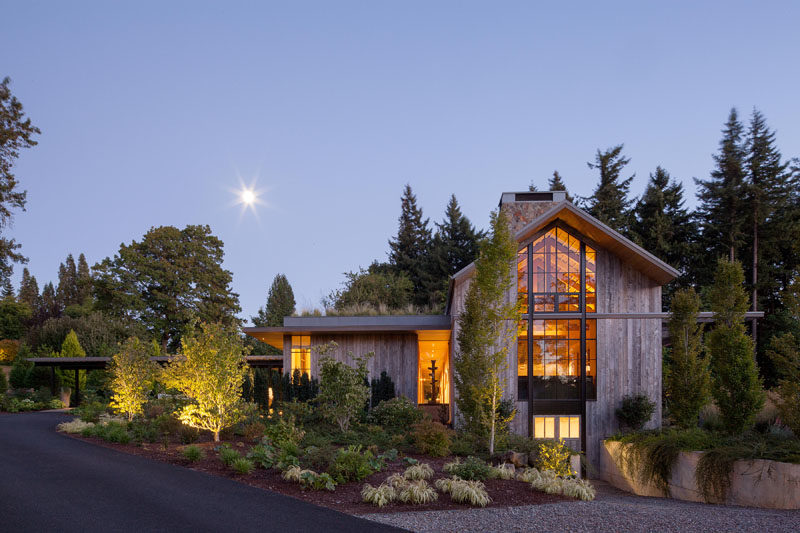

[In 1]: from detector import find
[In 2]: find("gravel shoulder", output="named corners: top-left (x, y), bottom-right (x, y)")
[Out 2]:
top-left (362, 479), bottom-right (800, 533)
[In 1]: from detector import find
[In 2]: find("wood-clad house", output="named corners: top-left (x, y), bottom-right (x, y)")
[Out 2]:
top-left (244, 191), bottom-right (681, 466)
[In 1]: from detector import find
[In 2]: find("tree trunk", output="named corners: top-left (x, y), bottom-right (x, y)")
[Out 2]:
top-left (752, 215), bottom-right (758, 349)
top-left (213, 430), bottom-right (220, 442)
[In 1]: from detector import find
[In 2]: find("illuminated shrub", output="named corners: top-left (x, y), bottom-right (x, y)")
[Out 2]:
top-left (536, 439), bottom-right (572, 477)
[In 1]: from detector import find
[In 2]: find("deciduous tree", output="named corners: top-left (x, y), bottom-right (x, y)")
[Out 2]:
top-left (315, 341), bottom-right (373, 432)
top-left (110, 337), bottom-right (158, 421)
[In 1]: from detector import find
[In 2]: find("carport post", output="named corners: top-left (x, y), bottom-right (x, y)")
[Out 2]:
top-left (74, 369), bottom-right (80, 406)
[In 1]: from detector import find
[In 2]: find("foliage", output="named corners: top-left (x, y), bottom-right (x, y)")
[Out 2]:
top-left (109, 337), bottom-right (157, 421)
top-left (370, 396), bottom-right (423, 433)
top-left (361, 482), bottom-right (396, 508)
top-left (0, 338), bottom-right (19, 363)
top-left (181, 445), bottom-right (205, 462)
top-left (370, 371), bottom-right (396, 407)
top-left (442, 456), bottom-right (492, 480)
top-left (707, 259), bottom-right (764, 433)
top-left (252, 273), bottom-right (296, 327)
top-left (396, 479), bottom-right (438, 504)
top-left (388, 184), bottom-right (433, 307)
top-left (74, 400), bottom-right (109, 423)
top-left (615, 394), bottom-right (657, 432)
top-left (0, 77), bottom-right (39, 286)
top-left (410, 420), bottom-right (452, 457)
top-left (263, 415), bottom-right (305, 452)
top-left (536, 440), bottom-right (573, 477)
top-left (402, 463), bottom-right (433, 481)
top-left (454, 209), bottom-right (519, 454)
top-left (527, 470), bottom-right (596, 501)
top-left (82, 420), bottom-right (131, 444)
top-left (161, 322), bottom-right (250, 441)
top-left (93, 224), bottom-right (241, 352)
top-left (767, 333), bottom-right (800, 435)
top-left (315, 341), bottom-right (372, 432)
top-left (324, 262), bottom-right (414, 312)
top-left (665, 288), bottom-right (710, 427)
top-left (218, 445), bottom-right (241, 466)
top-left (435, 477), bottom-right (491, 507)
top-left (278, 370), bottom-right (319, 404)
top-left (247, 442), bottom-right (277, 469)
top-left (299, 470), bottom-right (336, 491)
top-left (57, 418), bottom-right (95, 434)
top-left (25, 311), bottom-right (146, 359)
top-left (490, 463), bottom-right (516, 480)
top-left (328, 444), bottom-right (377, 484)
top-left (231, 457), bottom-right (255, 475)
top-left (582, 144), bottom-right (634, 235)
top-left (0, 369), bottom-right (6, 395)
top-left (0, 299), bottom-right (31, 340)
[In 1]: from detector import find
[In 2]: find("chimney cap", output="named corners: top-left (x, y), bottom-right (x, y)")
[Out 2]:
top-left (499, 191), bottom-right (566, 205)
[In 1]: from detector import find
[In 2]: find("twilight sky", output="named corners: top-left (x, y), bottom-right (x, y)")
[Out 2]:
top-left (2, 1), bottom-right (799, 322)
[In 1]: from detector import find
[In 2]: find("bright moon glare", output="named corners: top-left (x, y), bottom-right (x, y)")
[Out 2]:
top-left (241, 188), bottom-right (256, 205)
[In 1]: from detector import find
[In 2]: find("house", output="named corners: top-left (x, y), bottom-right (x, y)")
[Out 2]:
top-left (244, 191), bottom-right (680, 466)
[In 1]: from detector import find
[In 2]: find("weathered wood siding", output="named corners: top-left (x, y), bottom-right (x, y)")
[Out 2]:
top-left (586, 249), bottom-right (662, 467)
top-left (283, 333), bottom-right (418, 401)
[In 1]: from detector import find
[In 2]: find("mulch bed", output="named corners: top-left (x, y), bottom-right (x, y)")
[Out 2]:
top-left (67, 433), bottom-right (570, 515)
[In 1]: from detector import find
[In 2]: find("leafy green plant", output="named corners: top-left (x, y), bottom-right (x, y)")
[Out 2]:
top-left (536, 440), bottom-right (573, 477)
top-left (299, 470), bottom-right (336, 491)
top-left (182, 445), bottom-right (205, 462)
top-left (231, 457), bottom-right (255, 475)
top-left (74, 400), bottom-right (108, 423)
top-left (328, 445), bottom-right (377, 483)
top-left (82, 420), bottom-right (131, 444)
top-left (264, 416), bottom-right (305, 452)
top-left (403, 463), bottom-right (433, 480)
top-left (396, 480), bottom-right (438, 504)
top-left (411, 420), bottom-right (452, 457)
top-left (615, 394), bottom-right (656, 431)
top-left (435, 477), bottom-right (491, 507)
top-left (247, 443), bottom-right (276, 469)
top-left (361, 483), bottom-right (396, 507)
top-left (315, 342), bottom-right (373, 432)
top-left (443, 456), bottom-right (493, 480)
top-left (370, 396), bottom-right (423, 433)
top-left (218, 445), bottom-right (241, 466)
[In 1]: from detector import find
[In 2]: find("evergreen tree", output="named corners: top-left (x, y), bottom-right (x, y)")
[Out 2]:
top-left (548, 171), bottom-right (573, 202)
top-left (388, 185), bottom-right (432, 306)
top-left (36, 282), bottom-right (60, 323)
top-left (454, 209), bottom-right (520, 454)
top-left (253, 274), bottom-right (296, 327)
top-left (425, 195), bottom-right (484, 308)
top-left (325, 262), bottom-right (413, 311)
top-left (694, 109), bottom-right (747, 286)
top-left (631, 167), bottom-right (698, 305)
top-left (1, 276), bottom-right (13, 299)
top-left (0, 77), bottom-right (39, 290)
top-left (58, 329), bottom-right (86, 392)
top-left (76, 253), bottom-right (92, 303)
top-left (528, 181), bottom-right (538, 191)
top-left (582, 145), bottom-right (635, 235)
top-left (17, 267), bottom-right (39, 309)
top-left (56, 254), bottom-right (79, 308)
top-left (706, 259), bottom-right (764, 433)
top-left (665, 288), bottom-right (710, 428)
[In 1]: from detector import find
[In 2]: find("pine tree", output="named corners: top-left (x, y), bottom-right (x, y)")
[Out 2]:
top-left (76, 253), bottom-right (92, 303)
top-left (425, 195), bottom-right (484, 308)
top-left (1, 276), bottom-right (13, 299)
top-left (582, 145), bottom-right (635, 235)
top-left (36, 282), bottom-right (61, 323)
top-left (548, 171), bottom-right (573, 202)
top-left (253, 274), bottom-right (296, 327)
top-left (17, 267), bottom-right (39, 309)
top-left (454, 209), bottom-right (520, 454)
top-left (706, 259), bottom-right (764, 433)
top-left (694, 109), bottom-right (747, 286)
top-left (631, 167), bottom-right (698, 306)
top-left (665, 288), bottom-right (710, 428)
top-left (388, 184), bottom-right (432, 305)
top-left (56, 254), bottom-right (79, 308)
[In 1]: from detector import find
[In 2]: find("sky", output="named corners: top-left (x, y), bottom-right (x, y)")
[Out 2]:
top-left (2, 1), bottom-right (799, 322)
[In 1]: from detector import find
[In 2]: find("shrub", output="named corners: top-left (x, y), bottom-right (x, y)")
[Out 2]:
top-left (231, 457), bottom-right (255, 475)
top-left (247, 443), bottom-right (277, 469)
top-left (282, 465), bottom-right (304, 482)
top-left (536, 440), bottom-right (572, 477)
top-left (328, 445), bottom-right (377, 483)
top-left (128, 419), bottom-right (159, 443)
top-left (435, 477), bottom-right (491, 507)
top-left (616, 394), bottom-right (656, 431)
top-left (361, 483), bottom-right (396, 507)
top-left (490, 463), bottom-right (515, 480)
top-left (410, 420), bottom-right (452, 457)
top-left (264, 416), bottom-right (305, 452)
top-left (242, 421), bottom-right (266, 442)
top-left (370, 371), bottom-right (396, 406)
top-left (370, 396), bottom-right (424, 433)
top-left (275, 449), bottom-right (299, 470)
top-left (316, 342), bottom-right (373, 431)
top-left (515, 467), bottom-right (542, 483)
top-left (299, 470), bottom-right (336, 491)
top-left (301, 444), bottom-right (337, 473)
top-left (218, 445), bottom-right (241, 466)
top-left (74, 401), bottom-right (108, 423)
top-left (83, 421), bottom-right (131, 444)
top-left (528, 470), bottom-right (595, 501)
top-left (443, 456), bottom-right (493, 481)
top-left (767, 333), bottom-right (800, 436)
top-left (182, 445), bottom-right (205, 462)
top-left (58, 418), bottom-right (95, 434)
top-left (396, 480), bottom-right (438, 505)
top-left (0, 370), bottom-right (7, 395)
top-left (403, 463), bottom-right (433, 481)
top-left (179, 424), bottom-right (200, 444)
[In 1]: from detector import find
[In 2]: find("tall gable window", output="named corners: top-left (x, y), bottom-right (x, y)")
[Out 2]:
top-left (290, 335), bottom-right (311, 376)
top-left (517, 226), bottom-right (597, 401)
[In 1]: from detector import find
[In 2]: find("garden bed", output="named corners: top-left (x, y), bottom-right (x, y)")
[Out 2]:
top-left (66, 431), bottom-right (570, 514)
top-left (601, 440), bottom-right (800, 509)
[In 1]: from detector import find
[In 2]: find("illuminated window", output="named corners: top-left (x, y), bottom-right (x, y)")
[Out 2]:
top-left (529, 319), bottom-right (583, 400)
top-left (535, 416), bottom-right (580, 440)
top-left (418, 340), bottom-right (450, 404)
top-left (560, 416), bottom-right (580, 439)
top-left (534, 416), bottom-right (556, 439)
top-left (517, 249), bottom-right (528, 314)
top-left (290, 335), bottom-right (311, 376)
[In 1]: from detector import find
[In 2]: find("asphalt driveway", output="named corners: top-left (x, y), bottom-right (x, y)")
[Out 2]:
top-left (0, 411), bottom-right (402, 533)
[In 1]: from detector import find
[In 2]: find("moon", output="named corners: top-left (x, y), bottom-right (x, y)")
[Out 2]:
top-left (240, 188), bottom-right (256, 206)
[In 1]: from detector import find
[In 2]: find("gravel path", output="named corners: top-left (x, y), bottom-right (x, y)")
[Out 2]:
top-left (361, 480), bottom-right (800, 532)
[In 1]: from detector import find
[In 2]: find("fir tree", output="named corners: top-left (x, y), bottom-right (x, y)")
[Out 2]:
top-left (58, 329), bottom-right (87, 391)
top-left (631, 167), bottom-right (698, 305)
top-left (425, 195), bottom-right (484, 308)
top-left (665, 288), bottom-right (710, 428)
top-left (36, 281), bottom-right (61, 323)
top-left (694, 109), bottom-right (747, 286)
top-left (388, 184), bottom-right (432, 306)
top-left (76, 253), bottom-right (92, 303)
top-left (582, 145), bottom-right (635, 235)
top-left (528, 181), bottom-right (538, 191)
top-left (17, 267), bottom-right (39, 309)
top-left (253, 273), bottom-right (296, 327)
top-left (706, 259), bottom-right (764, 433)
top-left (56, 254), bottom-right (79, 308)
top-left (548, 171), bottom-right (573, 202)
